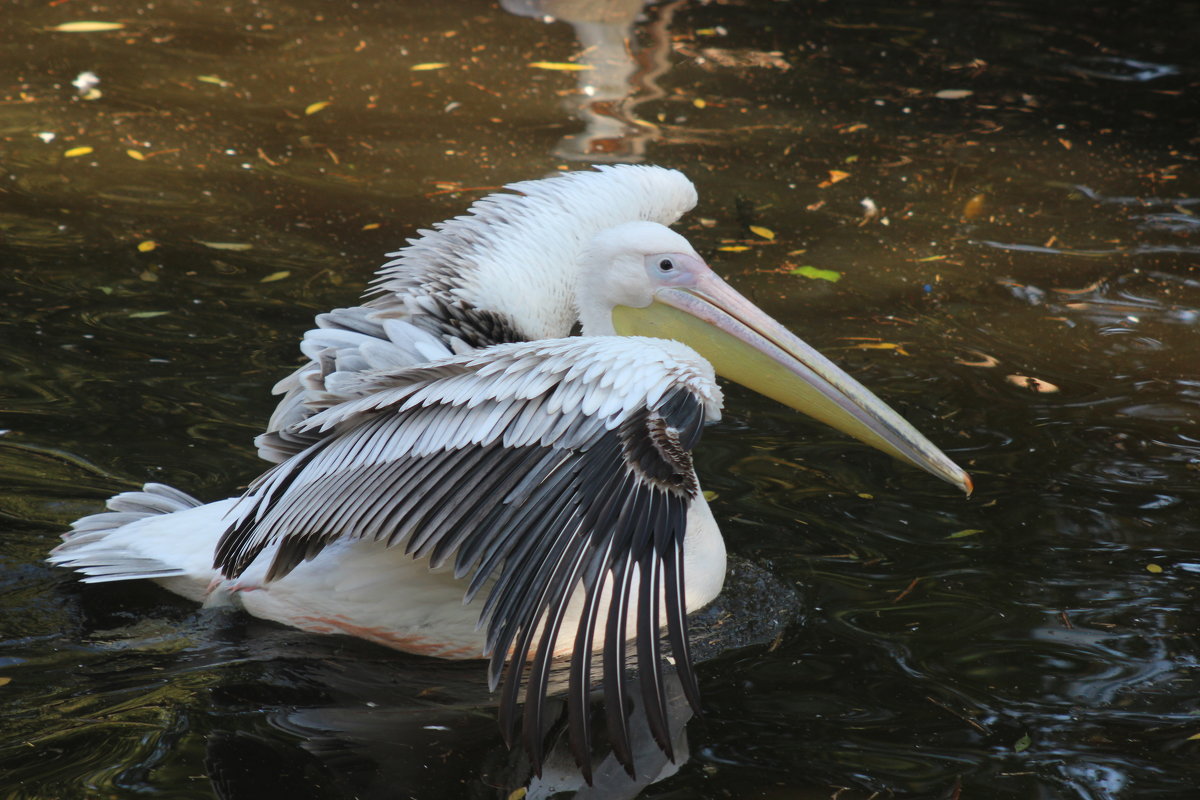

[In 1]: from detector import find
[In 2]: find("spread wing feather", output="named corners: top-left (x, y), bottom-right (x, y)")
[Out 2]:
top-left (259, 166), bottom-right (698, 465)
top-left (213, 338), bottom-right (721, 779)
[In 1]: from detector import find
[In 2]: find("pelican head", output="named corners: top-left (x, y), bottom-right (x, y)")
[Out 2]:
top-left (578, 220), bottom-right (972, 493)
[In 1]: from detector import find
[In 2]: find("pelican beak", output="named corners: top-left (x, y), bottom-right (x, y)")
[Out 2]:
top-left (611, 271), bottom-right (972, 494)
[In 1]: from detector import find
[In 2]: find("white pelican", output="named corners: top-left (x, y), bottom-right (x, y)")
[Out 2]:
top-left (50, 165), bottom-right (970, 779)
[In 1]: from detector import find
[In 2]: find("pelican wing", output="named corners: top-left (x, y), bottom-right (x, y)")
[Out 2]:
top-left (215, 337), bottom-right (723, 776)
top-left (258, 165), bottom-right (698, 465)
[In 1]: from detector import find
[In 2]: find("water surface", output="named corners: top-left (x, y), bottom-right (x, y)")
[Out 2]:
top-left (2, 1), bottom-right (1199, 797)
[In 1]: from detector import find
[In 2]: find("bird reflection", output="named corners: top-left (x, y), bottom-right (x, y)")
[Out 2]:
top-left (202, 558), bottom-right (801, 799)
top-left (501, 0), bottom-right (680, 161)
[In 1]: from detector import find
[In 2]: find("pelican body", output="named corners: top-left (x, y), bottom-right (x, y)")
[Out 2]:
top-left (50, 165), bottom-right (969, 777)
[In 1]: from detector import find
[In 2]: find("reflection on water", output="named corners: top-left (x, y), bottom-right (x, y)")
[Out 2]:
top-left (501, 0), bottom-right (675, 161)
top-left (3, 0), bottom-right (1200, 797)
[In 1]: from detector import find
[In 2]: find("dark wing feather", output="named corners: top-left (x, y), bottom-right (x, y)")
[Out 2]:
top-left (214, 354), bottom-right (710, 780)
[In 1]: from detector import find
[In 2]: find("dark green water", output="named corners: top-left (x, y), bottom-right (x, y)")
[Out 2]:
top-left (3, 1), bottom-right (1199, 797)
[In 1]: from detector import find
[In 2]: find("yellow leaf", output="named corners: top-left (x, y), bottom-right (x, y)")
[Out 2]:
top-left (411, 63), bottom-right (449, 71)
top-left (528, 62), bottom-right (592, 71)
top-left (197, 241), bottom-right (252, 251)
top-left (717, 246), bottom-right (750, 252)
top-left (197, 75), bottom-right (231, 86)
top-left (789, 265), bottom-right (841, 282)
top-left (1146, 563), bottom-right (1163, 574)
top-left (1187, 732), bottom-right (1200, 741)
top-left (137, 240), bottom-right (157, 252)
top-left (129, 311), bottom-right (169, 319)
top-left (51, 21), bottom-right (125, 32)
top-left (817, 170), bottom-right (851, 189)
top-left (916, 255), bottom-right (947, 262)
top-left (64, 146), bottom-right (93, 158)
top-left (305, 101), bottom-right (331, 116)
top-left (749, 225), bottom-right (775, 241)
top-left (361, 222), bottom-right (381, 230)
top-left (260, 270), bottom-right (291, 283)
top-left (0, 677), bottom-right (11, 687)
top-left (139, 270), bottom-right (158, 282)
top-left (693, 98), bottom-right (707, 109)
top-left (962, 193), bottom-right (986, 220)
top-left (947, 529), bottom-right (984, 539)
top-left (852, 342), bottom-right (910, 355)
top-left (126, 149), bottom-right (146, 161)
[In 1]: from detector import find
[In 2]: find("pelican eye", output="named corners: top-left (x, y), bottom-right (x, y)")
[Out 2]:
top-left (657, 257), bottom-right (675, 273)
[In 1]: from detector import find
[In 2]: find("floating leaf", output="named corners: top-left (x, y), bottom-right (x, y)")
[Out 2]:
top-left (528, 61), bottom-right (592, 71)
top-left (1146, 563), bottom-right (1163, 574)
top-left (411, 63), bottom-right (449, 71)
top-left (197, 75), bottom-right (231, 86)
top-left (935, 89), bottom-right (973, 100)
top-left (1005, 374), bottom-right (1059, 393)
top-left (260, 270), bottom-right (291, 283)
top-left (1013, 734), bottom-right (1032, 753)
top-left (749, 225), bottom-right (775, 241)
top-left (916, 255), bottom-right (947, 262)
top-left (197, 241), bottom-right (252, 251)
top-left (789, 265), bottom-right (841, 282)
top-left (717, 245), bottom-right (750, 252)
top-left (955, 349), bottom-right (1000, 368)
top-left (137, 240), bottom-right (157, 253)
top-left (64, 146), bottom-right (93, 158)
top-left (962, 193), bottom-right (986, 219)
top-left (947, 529), bottom-right (984, 539)
top-left (51, 21), bottom-right (125, 32)
top-left (126, 149), bottom-right (146, 161)
top-left (305, 101), bottom-right (331, 115)
top-left (693, 98), bottom-right (707, 109)
top-left (818, 170), bottom-right (851, 188)
top-left (0, 677), bottom-right (11, 687)
top-left (139, 270), bottom-right (158, 283)
top-left (853, 342), bottom-right (910, 355)
top-left (129, 311), bottom-right (169, 319)
top-left (1187, 733), bottom-right (1200, 741)
top-left (702, 490), bottom-right (718, 502)
top-left (361, 222), bottom-right (381, 230)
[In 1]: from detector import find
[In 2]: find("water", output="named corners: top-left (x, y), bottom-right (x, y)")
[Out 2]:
top-left (3, 0), bottom-right (1199, 797)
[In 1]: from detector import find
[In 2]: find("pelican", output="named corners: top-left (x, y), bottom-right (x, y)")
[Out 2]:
top-left (49, 165), bottom-right (970, 778)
